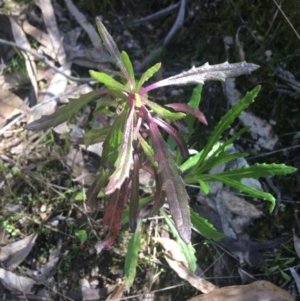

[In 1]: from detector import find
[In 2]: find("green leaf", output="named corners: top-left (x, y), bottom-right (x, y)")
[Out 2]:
top-left (102, 110), bottom-right (127, 168)
top-left (201, 174), bottom-right (276, 211)
top-left (180, 151), bottom-right (203, 173)
top-left (195, 152), bottom-right (249, 175)
top-left (122, 196), bottom-right (152, 225)
top-left (129, 153), bottom-right (140, 230)
top-left (24, 89), bottom-right (106, 131)
top-left (279, 268), bottom-right (291, 282)
top-left (214, 163), bottom-right (297, 179)
top-left (105, 103), bottom-right (134, 194)
top-left (198, 179), bottom-right (210, 194)
top-left (145, 99), bottom-right (185, 120)
top-left (181, 142), bottom-right (223, 174)
top-left (190, 208), bottom-right (225, 240)
top-left (125, 221), bottom-right (141, 288)
top-left (121, 51), bottom-right (135, 87)
top-left (75, 230), bottom-right (88, 243)
top-left (163, 212), bottom-right (197, 272)
top-left (211, 126), bottom-right (251, 157)
top-left (138, 133), bottom-right (157, 168)
top-left (193, 86), bottom-right (261, 172)
top-left (136, 63), bottom-right (161, 91)
top-left (90, 70), bottom-right (126, 91)
top-left (84, 126), bottom-right (111, 146)
top-left (185, 84), bottom-right (203, 134)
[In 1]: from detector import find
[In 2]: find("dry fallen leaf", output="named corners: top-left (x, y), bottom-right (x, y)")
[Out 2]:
top-left (0, 233), bottom-right (37, 269)
top-left (186, 280), bottom-right (294, 301)
top-left (156, 237), bottom-right (217, 294)
top-left (0, 88), bottom-right (28, 119)
top-left (0, 268), bottom-right (36, 294)
top-left (293, 229), bottom-right (300, 259)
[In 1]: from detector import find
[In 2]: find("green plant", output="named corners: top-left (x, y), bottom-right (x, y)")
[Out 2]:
top-left (24, 17), bottom-right (296, 281)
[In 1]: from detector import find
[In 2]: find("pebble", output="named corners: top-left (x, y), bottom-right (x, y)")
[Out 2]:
top-left (79, 278), bottom-right (90, 291)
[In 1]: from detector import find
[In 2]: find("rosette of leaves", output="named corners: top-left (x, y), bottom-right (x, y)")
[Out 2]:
top-left (25, 17), bottom-right (261, 245)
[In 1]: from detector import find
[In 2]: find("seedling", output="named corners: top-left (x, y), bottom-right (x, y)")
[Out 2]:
top-left (24, 18), bottom-right (296, 251)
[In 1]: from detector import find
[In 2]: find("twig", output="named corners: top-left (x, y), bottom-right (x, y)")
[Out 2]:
top-left (136, 0), bottom-right (187, 71)
top-left (272, 0), bottom-right (300, 40)
top-left (0, 38), bottom-right (94, 83)
top-left (130, 1), bottom-right (182, 25)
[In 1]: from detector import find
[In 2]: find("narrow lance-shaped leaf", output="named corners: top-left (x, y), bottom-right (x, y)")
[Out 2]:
top-left (105, 100), bottom-right (135, 194)
top-left (96, 17), bottom-right (133, 88)
top-left (103, 179), bottom-right (130, 235)
top-left (86, 168), bottom-right (108, 210)
top-left (24, 89), bottom-right (106, 131)
top-left (137, 133), bottom-right (157, 167)
top-left (190, 208), bottom-right (225, 240)
top-left (122, 196), bottom-right (152, 225)
top-left (198, 174), bottom-right (276, 212)
top-left (141, 106), bottom-right (191, 243)
top-left (140, 61), bottom-right (259, 94)
top-left (195, 152), bottom-right (249, 175)
top-left (124, 220), bottom-right (141, 288)
top-left (185, 84), bottom-right (203, 134)
top-left (84, 126), bottom-right (111, 147)
top-left (162, 211), bottom-right (197, 272)
top-left (143, 98), bottom-right (185, 120)
top-left (102, 109), bottom-right (127, 169)
top-left (212, 163), bottom-right (297, 179)
top-left (136, 63), bottom-right (161, 91)
top-left (166, 103), bottom-right (208, 125)
top-left (192, 86), bottom-right (261, 173)
top-left (129, 152), bottom-right (140, 231)
top-left (153, 116), bottom-right (189, 160)
top-left (148, 172), bottom-right (166, 217)
top-left (90, 70), bottom-right (127, 91)
top-left (121, 51), bottom-right (135, 87)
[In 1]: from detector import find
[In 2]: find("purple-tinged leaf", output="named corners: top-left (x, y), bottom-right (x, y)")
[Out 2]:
top-left (105, 100), bottom-right (135, 195)
top-left (24, 89), bottom-right (106, 131)
top-left (166, 103), bottom-right (208, 125)
top-left (141, 106), bottom-right (191, 243)
top-left (172, 120), bottom-right (190, 135)
top-left (86, 168), bottom-right (108, 211)
top-left (96, 17), bottom-right (133, 88)
top-left (153, 116), bottom-right (189, 160)
top-left (94, 233), bottom-right (117, 254)
top-left (148, 172), bottom-right (166, 217)
top-left (90, 70), bottom-right (127, 91)
top-left (140, 61), bottom-right (259, 94)
top-left (103, 179), bottom-right (130, 235)
top-left (143, 98), bottom-right (186, 120)
top-left (129, 153), bottom-right (140, 231)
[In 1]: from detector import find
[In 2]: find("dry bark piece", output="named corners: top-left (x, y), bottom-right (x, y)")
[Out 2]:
top-left (186, 280), bottom-right (294, 301)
